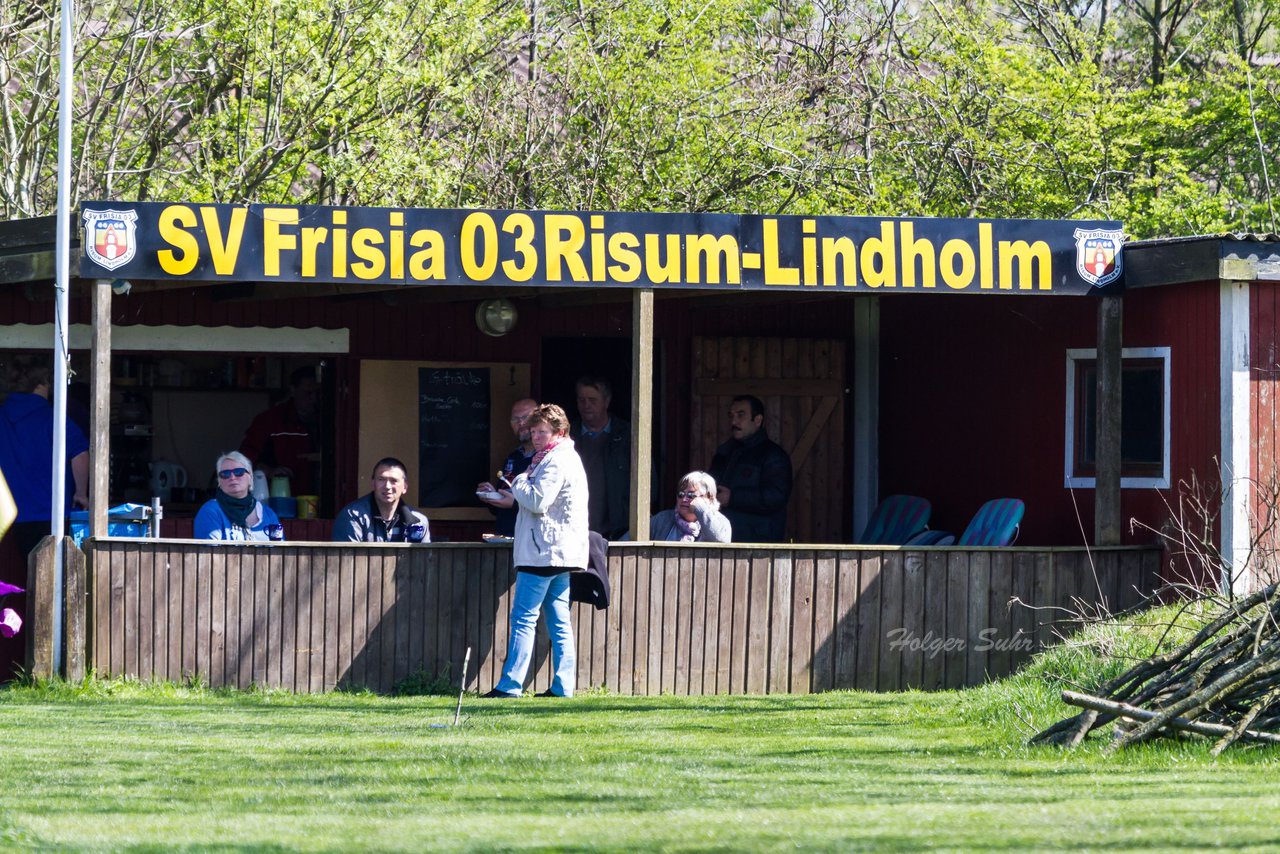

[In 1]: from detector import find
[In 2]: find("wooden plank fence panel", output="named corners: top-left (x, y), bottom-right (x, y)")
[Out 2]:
top-left (832, 553), bottom-right (859, 690)
top-left (877, 551), bottom-right (904, 692)
top-left (811, 552), bottom-right (836, 692)
top-left (854, 553), bottom-right (881, 692)
top-left (790, 552), bottom-right (814, 694)
top-left (81, 543), bottom-right (1163, 695)
top-left (1011, 551), bottom-right (1037, 672)
top-left (630, 550), bottom-right (649, 694)
top-left (768, 552), bottom-right (793, 694)
top-left (699, 552), bottom-right (720, 695)
top-left (1032, 551), bottom-right (1054, 654)
top-left (125, 542), bottom-right (143, 679)
top-left (252, 548), bottom-right (270, 687)
top-left (647, 551), bottom-right (666, 695)
top-left (298, 549), bottom-right (319, 692)
top-left (987, 551), bottom-right (1014, 679)
top-left (92, 544), bottom-right (110, 676)
top-left (209, 549), bottom-right (227, 689)
top-left (921, 550), bottom-right (948, 691)
top-left (65, 544), bottom-right (87, 683)
top-left (899, 551), bottom-right (925, 690)
top-left (966, 551), bottom-right (991, 687)
top-left (661, 548), bottom-right (679, 695)
top-left (717, 552), bottom-right (739, 694)
top-left (746, 553), bottom-right (771, 694)
top-left (182, 545), bottom-right (199, 681)
top-left (141, 543), bottom-right (160, 680)
top-left (281, 549), bottom-right (298, 692)
top-left (943, 551), bottom-right (968, 689)
top-left (681, 550), bottom-right (701, 696)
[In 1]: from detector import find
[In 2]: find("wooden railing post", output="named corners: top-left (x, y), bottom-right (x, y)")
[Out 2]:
top-left (26, 536), bottom-right (56, 679)
top-left (23, 535), bottom-right (85, 681)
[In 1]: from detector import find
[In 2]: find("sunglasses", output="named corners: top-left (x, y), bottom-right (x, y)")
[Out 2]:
top-left (218, 467), bottom-right (250, 479)
top-left (676, 491), bottom-right (703, 500)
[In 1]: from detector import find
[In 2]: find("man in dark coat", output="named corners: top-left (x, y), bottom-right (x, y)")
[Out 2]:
top-left (708, 395), bottom-right (793, 543)
top-left (570, 376), bottom-right (631, 540)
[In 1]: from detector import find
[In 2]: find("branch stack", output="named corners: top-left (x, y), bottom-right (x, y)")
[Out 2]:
top-left (1031, 583), bottom-right (1280, 753)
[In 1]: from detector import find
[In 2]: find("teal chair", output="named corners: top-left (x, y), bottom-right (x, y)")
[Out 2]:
top-left (858, 495), bottom-right (931, 545)
top-left (956, 498), bottom-right (1025, 547)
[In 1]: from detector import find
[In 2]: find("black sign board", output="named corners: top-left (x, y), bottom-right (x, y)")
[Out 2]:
top-left (418, 368), bottom-right (490, 508)
top-left (80, 202), bottom-right (1124, 296)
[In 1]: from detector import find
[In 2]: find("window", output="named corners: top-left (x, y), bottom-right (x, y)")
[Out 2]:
top-left (1064, 347), bottom-right (1170, 489)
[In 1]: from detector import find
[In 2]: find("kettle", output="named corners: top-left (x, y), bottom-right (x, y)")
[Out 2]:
top-left (148, 460), bottom-right (188, 503)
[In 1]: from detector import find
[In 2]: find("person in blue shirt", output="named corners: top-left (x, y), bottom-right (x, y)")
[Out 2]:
top-left (193, 451), bottom-right (281, 541)
top-left (0, 355), bottom-right (89, 557)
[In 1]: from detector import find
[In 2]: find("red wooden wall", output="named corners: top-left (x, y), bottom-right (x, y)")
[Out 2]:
top-left (879, 282), bottom-right (1219, 548)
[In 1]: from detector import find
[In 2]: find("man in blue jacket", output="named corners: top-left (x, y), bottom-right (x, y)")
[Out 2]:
top-left (0, 356), bottom-right (89, 556)
top-left (708, 395), bottom-right (793, 543)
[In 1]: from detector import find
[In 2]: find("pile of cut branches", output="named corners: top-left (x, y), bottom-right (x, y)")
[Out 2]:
top-left (1031, 583), bottom-right (1280, 754)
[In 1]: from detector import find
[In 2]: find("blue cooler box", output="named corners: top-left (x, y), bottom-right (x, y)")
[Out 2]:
top-left (69, 503), bottom-right (152, 547)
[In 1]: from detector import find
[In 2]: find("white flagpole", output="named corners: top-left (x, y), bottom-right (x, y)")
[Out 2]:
top-left (51, 0), bottom-right (77, 676)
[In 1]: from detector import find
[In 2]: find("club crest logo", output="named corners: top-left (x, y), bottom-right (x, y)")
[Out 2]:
top-left (83, 208), bottom-right (138, 271)
top-left (1074, 228), bottom-right (1123, 288)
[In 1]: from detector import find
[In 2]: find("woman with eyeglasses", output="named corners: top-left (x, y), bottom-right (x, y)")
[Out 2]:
top-left (649, 471), bottom-right (732, 542)
top-left (193, 451), bottom-right (283, 541)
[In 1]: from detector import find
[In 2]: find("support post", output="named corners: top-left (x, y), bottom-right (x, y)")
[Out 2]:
top-left (629, 289), bottom-right (655, 540)
top-left (26, 536), bottom-right (56, 680)
top-left (852, 297), bottom-right (880, 539)
top-left (1220, 279), bottom-right (1252, 596)
top-left (91, 280), bottom-right (112, 539)
top-left (1095, 295), bottom-right (1123, 546)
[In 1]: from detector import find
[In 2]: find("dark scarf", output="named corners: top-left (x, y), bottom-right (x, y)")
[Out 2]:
top-left (215, 490), bottom-right (257, 531)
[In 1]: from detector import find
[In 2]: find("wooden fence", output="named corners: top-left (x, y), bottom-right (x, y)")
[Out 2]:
top-left (46, 540), bottom-right (1162, 694)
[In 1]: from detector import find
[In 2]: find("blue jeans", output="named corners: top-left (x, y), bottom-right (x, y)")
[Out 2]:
top-left (495, 571), bottom-right (576, 697)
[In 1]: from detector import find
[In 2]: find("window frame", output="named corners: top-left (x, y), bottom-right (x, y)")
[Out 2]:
top-left (1064, 346), bottom-right (1171, 490)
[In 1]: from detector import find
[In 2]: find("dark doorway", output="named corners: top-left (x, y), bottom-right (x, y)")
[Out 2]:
top-left (539, 338), bottom-right (634, 423)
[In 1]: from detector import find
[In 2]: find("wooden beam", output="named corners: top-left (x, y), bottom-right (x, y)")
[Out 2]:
top-left (90, 280), bottom-right (112, 538)
top-left (630, 289), bottom-right (655, 540)
top-left (1095, 295), bottom-right (1122, 546)
top-left (26, 536), bottom-right (55, 680)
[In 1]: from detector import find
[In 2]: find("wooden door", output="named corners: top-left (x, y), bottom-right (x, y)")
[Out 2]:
top-left (692, 337), bottom-right (847, 543)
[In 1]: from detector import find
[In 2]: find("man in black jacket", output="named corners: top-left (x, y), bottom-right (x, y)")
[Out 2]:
top-left (570, 376), bottom-right (631, 540)
top-left (708, 395), bottom-right (793, 543)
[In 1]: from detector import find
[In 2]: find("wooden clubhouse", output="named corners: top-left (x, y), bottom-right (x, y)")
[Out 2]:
top-left (3, 204), bottom-right (1274, 695)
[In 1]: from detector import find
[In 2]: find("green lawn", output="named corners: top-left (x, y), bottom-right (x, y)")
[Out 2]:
top-left (2, 672), bottom-right (1279, 853)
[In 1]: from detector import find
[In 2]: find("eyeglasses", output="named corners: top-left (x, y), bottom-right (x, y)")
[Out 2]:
top-left (676, 491), bottom-right (703, 500)
top-left (218, 467), bottom-right (249, 479)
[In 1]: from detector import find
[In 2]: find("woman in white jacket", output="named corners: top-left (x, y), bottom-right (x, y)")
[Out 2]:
top-left (486, 404), bottom-right (589, 698)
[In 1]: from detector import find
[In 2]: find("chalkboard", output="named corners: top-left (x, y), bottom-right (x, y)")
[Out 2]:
top-left (419, 368), bottom-right (490, 507)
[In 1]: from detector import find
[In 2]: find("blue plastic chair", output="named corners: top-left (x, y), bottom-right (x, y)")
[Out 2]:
top-left (905, 529), bottom-right (955, 546)
top-left (956, 498), bottom-right (1025, 547)
top-left (858, 495), bottom-right (931, 545)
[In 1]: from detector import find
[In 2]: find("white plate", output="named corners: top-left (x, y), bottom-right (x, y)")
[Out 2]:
top-left (476, 491), bottom-right (503, 501)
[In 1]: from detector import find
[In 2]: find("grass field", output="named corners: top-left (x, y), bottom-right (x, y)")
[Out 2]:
top-left (3, 610), bottom-right (1280, 852)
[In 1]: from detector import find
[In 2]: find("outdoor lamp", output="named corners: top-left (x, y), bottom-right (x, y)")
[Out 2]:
top-left (475, 298), bottom-right (518, 336)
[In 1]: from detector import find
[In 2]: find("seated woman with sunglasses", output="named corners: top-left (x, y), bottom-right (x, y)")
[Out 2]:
top-left (649, 471), bottom-right (732, 542)
top-left (194, 451), bottom-right (283, 541)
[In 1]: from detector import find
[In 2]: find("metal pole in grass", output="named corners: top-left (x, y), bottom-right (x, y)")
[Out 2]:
top-left (454, 646), bottom-right (471, 726)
